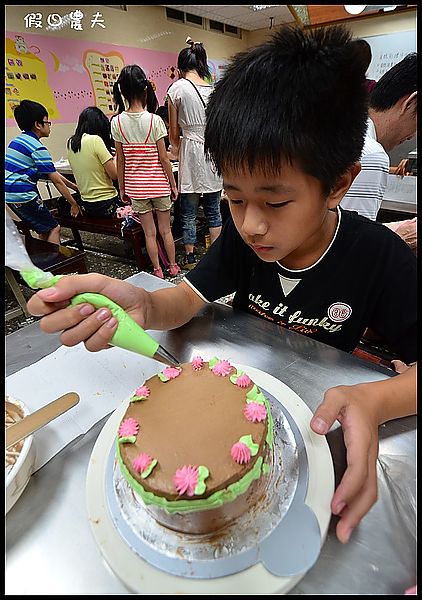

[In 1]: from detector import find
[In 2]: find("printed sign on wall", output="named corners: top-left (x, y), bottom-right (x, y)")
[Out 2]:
top-left (5, 30), bottom-right (228, 125)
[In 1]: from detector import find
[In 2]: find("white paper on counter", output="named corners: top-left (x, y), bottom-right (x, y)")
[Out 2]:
top-left (5, 343), bottom-right (163, 472)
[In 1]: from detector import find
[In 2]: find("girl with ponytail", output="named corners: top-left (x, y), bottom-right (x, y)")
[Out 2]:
top-left (167, 37), bottom-right (223, 269)
top-left (111, 64), bottom-right (180, 278)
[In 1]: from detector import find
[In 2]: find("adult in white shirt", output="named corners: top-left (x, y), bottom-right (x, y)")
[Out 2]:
top-left (341, 53), bottom-right (417, 251)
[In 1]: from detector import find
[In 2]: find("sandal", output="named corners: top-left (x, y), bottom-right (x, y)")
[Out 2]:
top-left (168, 263), bottom-right (181, 276)
top-left (153, 267), bottom-right (164, 279)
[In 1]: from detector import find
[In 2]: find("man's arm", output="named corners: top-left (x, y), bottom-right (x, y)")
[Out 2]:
top-left (47, 171), bottom-right (81, 217)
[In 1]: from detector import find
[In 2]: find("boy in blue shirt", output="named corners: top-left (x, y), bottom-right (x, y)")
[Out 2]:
top-left (5, 99), bottom-right (81, 244)
top-left (27, 25), bottom-right (416, 544)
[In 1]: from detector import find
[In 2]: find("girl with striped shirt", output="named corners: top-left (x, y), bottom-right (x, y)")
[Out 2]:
top-left (111, 65), bottom-right (180, 278)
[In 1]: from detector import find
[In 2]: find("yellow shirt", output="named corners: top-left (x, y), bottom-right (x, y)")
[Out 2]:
top-left (67, 133), bottom-right (116, 203)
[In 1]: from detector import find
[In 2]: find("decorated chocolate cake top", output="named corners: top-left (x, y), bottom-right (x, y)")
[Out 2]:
top-left (117, 357), bottom-right (273, 509)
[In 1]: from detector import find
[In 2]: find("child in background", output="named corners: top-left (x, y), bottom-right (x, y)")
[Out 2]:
top-left (5, 99), bottom-right (81, 244)
top-left (112, 65), bottom-right (180, 278)
top-left (27, 24), bottom-right (416, 544)
top-left (67, 106), bottom-right (123, 217)
top-left (167, 36), bottom-right (223, 269)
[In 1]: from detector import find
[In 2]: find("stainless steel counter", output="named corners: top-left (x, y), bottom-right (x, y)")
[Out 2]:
top-left (5, 272), bottom-right (416, 594)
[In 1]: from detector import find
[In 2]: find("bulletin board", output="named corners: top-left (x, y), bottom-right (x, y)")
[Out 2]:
top-left (363, 29), bottom-right (416, 81)
top-left (5, 30), bottom-right (228, 125)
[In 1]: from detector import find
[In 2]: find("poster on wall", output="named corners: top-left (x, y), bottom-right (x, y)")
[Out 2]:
top-left (5, 31), bottom-right (228, 125)
top-left (363, 29), bottom-right (416, 81)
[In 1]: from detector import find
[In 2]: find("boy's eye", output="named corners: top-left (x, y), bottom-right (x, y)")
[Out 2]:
top-left (229, 198), bottom-right (243, 205)
top-left (266, 201), bottom-right (290, 208)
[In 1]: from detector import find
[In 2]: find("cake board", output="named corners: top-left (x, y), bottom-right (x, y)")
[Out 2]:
top-left (86, 365), bottom-right (334, 594)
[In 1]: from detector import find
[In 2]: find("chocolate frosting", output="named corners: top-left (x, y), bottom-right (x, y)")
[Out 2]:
top-left (119, 362), bottom-right (267, 501)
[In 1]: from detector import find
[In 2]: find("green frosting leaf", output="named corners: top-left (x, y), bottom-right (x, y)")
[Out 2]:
top-left (118, 435), bottom-right (136, 444)
top-left (130, 395), bottom-right (148, 403)
top-left (158, 372), bottom-right (170, 382)
top-left (239, 434), bottom-right (259, 456)
top-left (208, 357), bottom-right (219, 369)
top-left (262, 462), bottom-right (271, 475)
top-left (246, 384), bottom-right (266, 405)
top-left (194, 465), bottom-right (209, 495)
top-left (229, 369), bottom-right (245, 385)
top-left (141, 458), bottom-right (158, 479)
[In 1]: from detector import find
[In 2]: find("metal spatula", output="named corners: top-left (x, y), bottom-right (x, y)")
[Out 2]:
top-left (6, 392), bottom-right (80, 450)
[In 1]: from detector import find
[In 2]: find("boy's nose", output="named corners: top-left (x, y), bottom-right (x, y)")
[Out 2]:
top-left (242, 206), bottom-right (268, 237)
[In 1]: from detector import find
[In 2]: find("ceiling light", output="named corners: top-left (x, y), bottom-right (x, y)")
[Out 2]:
top-left (250, 5), bottom-right (278, 11)
top-left (344, 5), bottom-right (367, 14)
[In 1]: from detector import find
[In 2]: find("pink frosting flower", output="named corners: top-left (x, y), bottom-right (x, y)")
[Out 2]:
top-left (162, 366), bottom-right (182, 380)
top-left (244, 402), bottom-right (267, 423)
top-left (119, 417), bottom-right (139, 438)
top-left (236, 374), bottom-right (252, 388)
top-left (231, 442), bottom-right (251, 464)
top-left (191, 356), bottom-right (204, 370)
top-left (134, 385), bottom-right (150, 398)
top-left (174, 465), bottom-right (199, 496)
top-left (132, 453), bottom-right (152, 474)
top-left (212, 359), bottom-right (232, 377)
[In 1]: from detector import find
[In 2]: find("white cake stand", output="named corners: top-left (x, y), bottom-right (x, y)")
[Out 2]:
top-left (86, 365), bottom-right (334, 594)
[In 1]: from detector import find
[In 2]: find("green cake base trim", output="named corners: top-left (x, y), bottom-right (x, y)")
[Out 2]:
top-left (116, 438), bottom-right (268, 514)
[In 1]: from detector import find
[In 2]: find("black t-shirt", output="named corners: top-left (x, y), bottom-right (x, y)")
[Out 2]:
top-left (185, 208), bottom-right (417, 364)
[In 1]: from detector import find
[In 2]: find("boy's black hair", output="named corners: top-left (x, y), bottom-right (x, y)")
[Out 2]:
top-left (116, 64), bottom-right (159, 113)
top-left (370, 53), bottom-right (417, 111)
top-left (177, 42), bottom-right (211, 80)
top-left (353, 38), bottom-right (372, 73)
top-left (13, 99), bottom-right (48, 131)
top-left (67, 106), bottom-right (114, 153)
top-left (205, 24), bottom-right (368, 196)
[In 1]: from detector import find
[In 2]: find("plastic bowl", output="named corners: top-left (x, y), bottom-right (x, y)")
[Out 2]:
top-left (5, 396), bottom-right (36, 514)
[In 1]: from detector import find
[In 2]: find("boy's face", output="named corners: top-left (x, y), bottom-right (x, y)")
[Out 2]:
top-left (34, 117), bottom-right (51, 138)
top-left (223, 161), bottom-right (340, 269)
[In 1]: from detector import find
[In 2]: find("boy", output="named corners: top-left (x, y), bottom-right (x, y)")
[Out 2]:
top-left (5, 99), bottom-right (81, 244)
top-left (27, 25), bottom-right (416, 544)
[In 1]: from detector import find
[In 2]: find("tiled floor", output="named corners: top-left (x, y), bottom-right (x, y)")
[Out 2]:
top-left (5, 226), bottom-right (233, 336)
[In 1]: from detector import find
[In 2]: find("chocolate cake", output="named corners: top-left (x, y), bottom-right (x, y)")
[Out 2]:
top-left (116, 356), bottom-right (273, 534)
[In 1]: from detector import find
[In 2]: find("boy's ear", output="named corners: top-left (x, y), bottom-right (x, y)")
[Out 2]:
top-left (327, 162), bottom-right (361, 209)
top-left (401, 90), bottom-right (417, 115)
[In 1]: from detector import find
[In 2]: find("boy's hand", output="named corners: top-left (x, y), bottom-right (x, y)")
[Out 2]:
top-left (310, 384), bottom-right (380, 544)
top-left (70, 202), bottom-right (82, 218)
top-left (26, 273), bottom-right (150, 352)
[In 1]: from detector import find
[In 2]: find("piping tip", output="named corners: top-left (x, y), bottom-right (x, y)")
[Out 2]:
top-left (153, 345), bottom-right (182, 367)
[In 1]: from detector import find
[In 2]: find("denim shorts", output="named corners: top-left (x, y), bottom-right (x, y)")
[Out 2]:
top-left (9, 199), bottom-right (58, 234)
top-left (179, 191), bottom-right (222, 245)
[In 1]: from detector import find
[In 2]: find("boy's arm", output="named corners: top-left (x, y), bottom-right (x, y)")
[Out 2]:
top-left (26, 275), bottom-right (206, 351)
top-left (47, 171), bottom-right (81, 217)
top-left (59, 173), bottom-right (79, 192)
top-left (311, 364), bottom-right (416, 544)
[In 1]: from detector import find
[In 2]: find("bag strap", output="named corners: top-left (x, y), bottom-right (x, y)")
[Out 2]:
top-left (184, 78), bottom-right (207, 109)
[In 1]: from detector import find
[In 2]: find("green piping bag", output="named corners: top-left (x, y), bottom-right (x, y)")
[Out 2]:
top-left (5, 210), bottom-right (180, 367)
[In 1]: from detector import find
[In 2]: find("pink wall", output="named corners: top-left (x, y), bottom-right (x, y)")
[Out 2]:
top-left (6, 31), bottom-right (179, 124)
